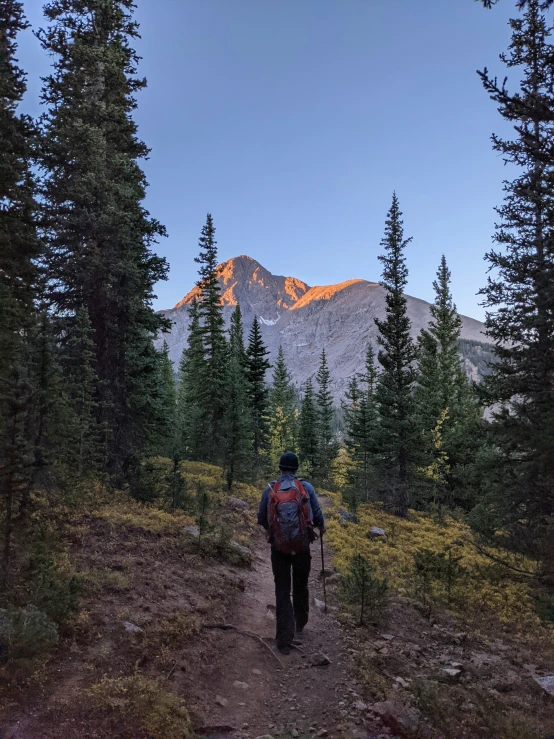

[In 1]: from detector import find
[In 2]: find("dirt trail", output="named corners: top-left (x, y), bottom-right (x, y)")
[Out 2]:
top-left (197, 510), bottom-right (388, 739)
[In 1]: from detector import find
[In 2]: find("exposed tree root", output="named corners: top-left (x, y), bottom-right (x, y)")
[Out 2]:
top-left (202, 623), bottom-right (284, 669)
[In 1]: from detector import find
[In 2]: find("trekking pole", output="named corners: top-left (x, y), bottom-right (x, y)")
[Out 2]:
top-left (320, 531), bottom-right (328, 613)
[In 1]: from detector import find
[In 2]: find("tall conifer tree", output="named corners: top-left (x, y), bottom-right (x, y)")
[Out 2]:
top-left (224, 306), bottom-right (252, 488)
top-left (477, 0), bottom-right (554, 558)
top-left (298, 378), bottom-right (318, 477)
top-left (38, 0), bottom-right (169, 482)
top-left (246, 317), bottom-right (271, 475)
top-left (374, 194), bottom-right (417, 516)
top-left (315, 349), bottom-right (338, 484)
top-left (176, 302), bottom-right (207, 460)
top-left (415, 257), bottom-right (480, 508)
top-left (268, 347), bottom-right (298, 468)
top-left (149, 341), bottom-right (177, 458)
top-left (194, 213), bottom-right (228, 463)
top-left (0, 2), bottom-right (41, 581)
top-left (344, 345), bottom-right (380, 505)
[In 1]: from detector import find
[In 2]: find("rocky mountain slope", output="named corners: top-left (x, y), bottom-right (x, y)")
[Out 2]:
top-left (158, 255), bottom-right (490, 398)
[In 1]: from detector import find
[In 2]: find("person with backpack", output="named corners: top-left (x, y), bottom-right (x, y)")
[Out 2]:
top-left (257, 451), bottom-right (325, 654)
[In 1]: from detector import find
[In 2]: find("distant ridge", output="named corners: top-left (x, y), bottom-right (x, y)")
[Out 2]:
top-left (158, 255), bottom-right (489, 399)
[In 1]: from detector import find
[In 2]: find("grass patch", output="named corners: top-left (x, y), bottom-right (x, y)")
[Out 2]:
top-left (79, 567), bottom-right (132, 593)
top-left (89, 672), bottom-right (194, 739)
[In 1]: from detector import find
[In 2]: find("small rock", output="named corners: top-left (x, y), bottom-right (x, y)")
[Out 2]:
top-left (313, 597), bottom-right (327, 612)
top-left (311, 652), bottom-right (331, 666)
top-left (534, 675), bottom-right (554, 696)
top-left (122, 621), bottom-right (143, 633)
top-left (230, 540), bottom-right (251, 556)
top-left (215, 695), bottom-right (228, 707)
top-left (337, 508), bottom-right (358, 524)
top-left (233, 680), bottom-right (249, 689)
top-left (370, 700), bottom-right (421, 734)
top-left (255, 736), bottom-right (274, 739)
top-left (252, 668), bottom-right (262, 675)
top-left (292, 730), bottom-right (300, 738)
top-left (450, 662), bottom-right (465, 671)
top-left (184, 525), bottom-right (200, 538)
top-left (442, 668), bottom-right (462, 680)
top-left (395, 676), bottom-right (411, 688)
top-left (229, 496), bottom-right (249, 510)
top-left (317, 731), bottom-right (328, 737)
top-left (325, 572), bottom-right (342, 585)
top-left (368, 526), bottom-right (387, 540)
top-left (354, 700), bottom-right (368, 710)
top-left (380, 633), bottom-right (394, 641)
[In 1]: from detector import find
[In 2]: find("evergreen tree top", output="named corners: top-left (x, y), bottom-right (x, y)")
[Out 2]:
top-left (0, 1), bottom-right (28, 106)
top-left (195, 213), bottom-right (220, 295)
top-left (378, 192), bottom-right (412, 295)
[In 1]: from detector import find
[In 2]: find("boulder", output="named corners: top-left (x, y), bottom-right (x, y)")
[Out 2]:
top-left (337, 508), bottom-right (358, 525)
top-left (184, 525), bottom-right (200, 538)
top-left (368, 526), bottom-right (387, 540)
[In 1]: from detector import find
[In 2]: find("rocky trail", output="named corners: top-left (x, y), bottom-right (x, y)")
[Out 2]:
top-left (196, 501), bottom-right (390, 739)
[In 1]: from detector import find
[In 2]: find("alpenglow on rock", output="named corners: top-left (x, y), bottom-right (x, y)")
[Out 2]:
top-left (157, 255), bottom-right (489, 400)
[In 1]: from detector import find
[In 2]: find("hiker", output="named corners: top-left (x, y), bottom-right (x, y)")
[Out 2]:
top-left (257, 451), bottom-right (325, 654)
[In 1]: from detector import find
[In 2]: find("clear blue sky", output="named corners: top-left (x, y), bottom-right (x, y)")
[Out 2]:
top-left (18, 0), bottom-right (517, 320)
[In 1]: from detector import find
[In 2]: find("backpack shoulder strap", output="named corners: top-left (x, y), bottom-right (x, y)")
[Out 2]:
top-left (292, 478), bottom-right (308, 498)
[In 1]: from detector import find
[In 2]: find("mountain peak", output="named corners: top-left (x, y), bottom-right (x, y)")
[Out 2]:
top-left (173, 255), bottom-right (310, 318)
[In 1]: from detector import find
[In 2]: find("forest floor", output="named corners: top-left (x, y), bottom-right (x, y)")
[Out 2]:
top-left (1, 478), bottom-right (553, 739)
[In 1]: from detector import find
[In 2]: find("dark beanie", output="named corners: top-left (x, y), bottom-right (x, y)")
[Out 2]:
top-left (279, 451), bottom-right (299, 471)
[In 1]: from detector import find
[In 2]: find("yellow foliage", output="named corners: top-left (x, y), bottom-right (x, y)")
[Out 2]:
top-left (327, 502), bottom-right (551, 639)
top-left (89, 672), bottom-right (194, 739)
top-left (93, 501), bottom-right (194, 534)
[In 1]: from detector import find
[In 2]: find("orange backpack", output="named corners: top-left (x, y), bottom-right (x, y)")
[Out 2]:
top-left (267, 479), bottom-right (314, 554)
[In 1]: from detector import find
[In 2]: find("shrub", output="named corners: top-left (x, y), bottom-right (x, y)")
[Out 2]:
top-left (0, 607), bottom-right (58, 662)
top-left (89, 672), bottom-right (194, 739)
top-left (341, 554), bottom-right (388, 625)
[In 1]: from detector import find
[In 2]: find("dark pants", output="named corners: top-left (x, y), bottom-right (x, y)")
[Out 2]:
top-left (271, 548), bottom-right (311, 648)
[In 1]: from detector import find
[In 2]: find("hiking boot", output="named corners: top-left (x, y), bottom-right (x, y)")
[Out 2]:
top-left (277, 644), bottom-right (291, 655)
top-left (293, 626), bottom-right (304, 644)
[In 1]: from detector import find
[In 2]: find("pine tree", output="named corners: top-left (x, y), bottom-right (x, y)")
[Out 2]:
top-left (0, 0), bottom-right (40, 582)
top-left (38, 0), bottom-right (169, 482)
top-left (246, 317), bottom-right (271, 476)
top-left (298, 377), bottom-right (319, 478)
top-left (149, 341), bottom-right (177, 458)
top-left (344, 345), bottom-right (380, 506)
top-left (0, 0), bottom-right (39, 374)
top-left (477, 0), bottom-right (554, 559)
top-left (194, 213), bottom-right (228, 463)
top-left (374, 194), bottom-right (417, 516)
top-left (314, 349), bottom-right (338, 485)
top-left (60, 307), bottom-right (104, 476)
top-left (414, 257), bottom-right (481, 509)
top-left (176, 302), bottom-right (207, 460)
top-left (268, 347), bottom-right (298, 469)
top-left (224, 306), bottom-right (252, 488)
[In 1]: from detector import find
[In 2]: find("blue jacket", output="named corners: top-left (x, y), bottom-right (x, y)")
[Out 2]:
top-left (257, 473), bottom-right (325, 532)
